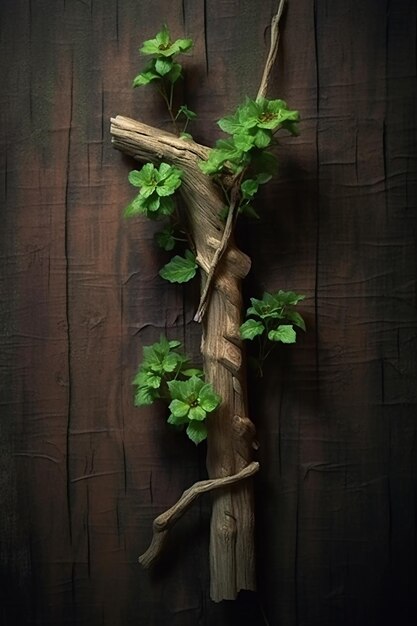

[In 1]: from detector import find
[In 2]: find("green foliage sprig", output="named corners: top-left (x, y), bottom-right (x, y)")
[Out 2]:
top-left (125, 162), bottom-right (182, 219)
top-left (240, 291), bottom-right (306, 376)
top-left (124, 160), bottom-right (196, 284)
top-left (199, 97), bottom-right (299, 218)
top-left (133, 336), bottom-right (221, 444)
top-left (125, 25), bottom-right (305, 443)
top-left (126, 26), bottom-right (199, 286)
top-left (133, 24), bottom-right (196, 137)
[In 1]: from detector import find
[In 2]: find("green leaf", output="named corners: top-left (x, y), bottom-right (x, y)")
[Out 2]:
top-left (180, 132), bottom-right (193, 140)
top-left (167, 62), bottom-right (182, 83)
top-left (182, 368), bottom-right (204, 378)
top-left (167, 412), bottom-right (187, 426)
top-left (178, 104), bottom-right (197, 120)
top-left (139, 183), bottom-right (157, 199)
top-left (253, 128), bottom-right (272, 148)
top-left (233, 132), bottom-right (255, 152)
top-left (241, 178), bottom-right (259, 199)
top-left (256, 172), bottom-right (272, 184)
top-left (124, 196), bottom-right (145, 218)
top-left (134, 386), bottom-right (156, 406)
top-left (198, 384), bottom-right (221, 412)
top-left (189, 406), bottom-right (206, 421)
top-left (159, 352), bottom-right (178, 373)
top-left (155, 226), bottom-right (176, 251)
top-left (168, 339), bottom-right (182, 349)
top-left (268, 324), bottom-right (297, 344)
top-left (128, 170), bottom-right (145, 187)
top-left (246, 296), bottom-right (278, 319)
top-left (188, 375), bottom-right (204, 396)
top-left (159, 250), bottom-right (197, 283)
top-left (240, 319), bottom-right (265, 340)
top-left (132, 69), bottom-right (160, 87)
top-left (129, 163), bottom-right (155, 185)
top-left (286, 310), bottom-right (306, 331)
top-left (167, 379), bottom-right (186, 400)
top-left (126, 164), bottom-right (181, 220)
top-left (155, 57), bottom-right (173, 76)
top-left (275, 290), bottom-right (305, 306)
top-left (143, 194), bottom-right (161, 212)
top-left (186, 420), bottom-right (208, 445)
top-left (217, 114), bottom-right (240, 134)
top-left (156, 196), bottom-right (175, 216)
top-left (157, 176), bottom-right (182, 196)
top-left (145, 373), bottom-right (162, 389)
top-left (169, 399), bottom-right (190, 418)
top-left (155, 24), bottom-right (171, 46)
top-left (132, 370), bottom-right (149, 386)
top-left (140, 25), bottom-right (192, 58)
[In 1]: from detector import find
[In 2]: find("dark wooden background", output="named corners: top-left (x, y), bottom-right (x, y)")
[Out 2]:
top-left (1, 1), bottom-right (416, 624)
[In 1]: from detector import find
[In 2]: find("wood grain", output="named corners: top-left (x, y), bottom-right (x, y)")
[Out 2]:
top-left (0, 0), bottom-right (416, 624)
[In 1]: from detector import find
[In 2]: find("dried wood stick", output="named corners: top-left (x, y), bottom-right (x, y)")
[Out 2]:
top-left (194, 184), bottom-right (240, 322)
top-left (194, 1), bottom-right (287, 321)
top-left (257, 0), bottom-right (287, 100)
top-left (139, 461), bottom-right (259, 568)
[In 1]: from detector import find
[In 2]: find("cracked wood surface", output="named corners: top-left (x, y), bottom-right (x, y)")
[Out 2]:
top-left (1, 0), bottom-right (416, 624)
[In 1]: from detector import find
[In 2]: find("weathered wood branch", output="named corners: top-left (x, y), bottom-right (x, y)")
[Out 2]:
top-left (194, 182), bottom-right (240, 322)
top-left (111, 116), bottom-right (255, 601)
top-left (111, 1), bottom-right (287, 602)
top-left (139, 461), bottom-right (259, 568)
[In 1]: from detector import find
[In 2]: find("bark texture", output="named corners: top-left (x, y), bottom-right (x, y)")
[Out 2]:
top-left (111, 116), bottom-right (257, 601)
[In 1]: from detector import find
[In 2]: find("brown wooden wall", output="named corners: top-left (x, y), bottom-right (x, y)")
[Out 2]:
top-left (1, 1), bottom-right (416, 624)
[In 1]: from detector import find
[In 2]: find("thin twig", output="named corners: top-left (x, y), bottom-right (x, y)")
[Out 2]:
top-left (139, 461), bottom-right (260, 568)
top-left (257, 0), bottom-right (287, 101)
top-left (194, 1), bottom-right (287, 323)
top-left (194, 183), bottom-right (240, 322)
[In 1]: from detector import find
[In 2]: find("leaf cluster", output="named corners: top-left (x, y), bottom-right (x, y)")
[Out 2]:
top-left (240, 290), bottom-right (306, 343)
top-left (124, 161), bottom-right (197, 285)
top-left (133, 24), bottom-right (192, 87)
top-left (125, 162), bottom-right (182, 219)
top-left (133, 336), bottom-right (220, 444)
top-left (132, 25), bottom-right (196, 138)
top-left (199, 98), bottom-right (299, 220)
top-left (199, 97), bottom-right (299, 177)
top-left (240, 291), bottom-right (306, 376)
top-left (168, 376), bottom-right (221, 445)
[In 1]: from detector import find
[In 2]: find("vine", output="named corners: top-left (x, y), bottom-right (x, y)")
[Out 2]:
top-left (125, 24), bottom-right (305, 444)
top-left (111, 1), bottom-right (304, 601)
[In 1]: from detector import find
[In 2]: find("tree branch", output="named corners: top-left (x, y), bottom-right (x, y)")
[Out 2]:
top-left (194, 183), bottom-right (240, 322)
top-left (194, 0), bottom-right (287, 321)
top-left (139, 461), bottom-right (259, 568)
top-left (257, 0), bottom-right (287, 100)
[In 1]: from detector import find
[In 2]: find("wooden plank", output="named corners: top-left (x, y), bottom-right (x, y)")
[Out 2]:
top-left (0, 0), bottom-right (416, 624)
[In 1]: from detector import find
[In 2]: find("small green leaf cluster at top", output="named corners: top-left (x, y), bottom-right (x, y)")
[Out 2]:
top-left (133, 25), bottom-right (196, 138)
top-left (240, 290), bottom-right (306, 375)
top-left (133, 336), bottom-right (221, 444)
top-left (199, 97), bottom-right (299, 218)
top-left (125, 26), bottom-right (199, 286)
